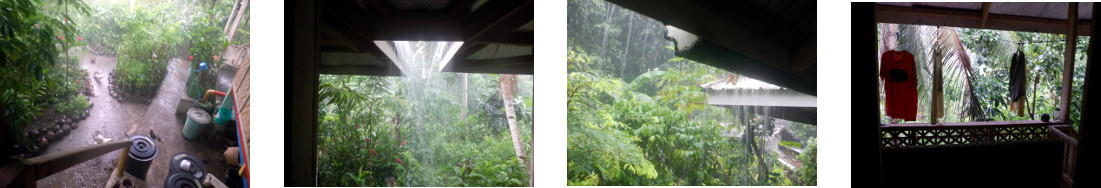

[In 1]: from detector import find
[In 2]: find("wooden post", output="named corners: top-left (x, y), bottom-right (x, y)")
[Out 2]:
top-left (1060, 2), bottom-right (1078, 122)
top-left (853, 2), bottom-right (882, 186)
top-left (287, 0), bottom-right (319, 186)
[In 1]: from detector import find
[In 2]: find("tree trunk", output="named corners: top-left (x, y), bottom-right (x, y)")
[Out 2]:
top-left (598, 2), bottom-right (616, 58)
top-left (499, 74), bottom-right (531, 186)
top-left (743, 113), bottom-right (768, 183)
top-left (226, 0), bottom-right (250, 41)
top-left (621, 14), bottom-right (633, 78)
top-left (461, 74), bottom-right (468, 121)
top-left (224, 0), bottom-right (242, 33)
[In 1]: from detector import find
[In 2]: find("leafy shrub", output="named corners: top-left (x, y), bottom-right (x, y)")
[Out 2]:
top-left (57, 95), bottom-right (89, 116)
top-left (0, 0), bottom-right (88, 153)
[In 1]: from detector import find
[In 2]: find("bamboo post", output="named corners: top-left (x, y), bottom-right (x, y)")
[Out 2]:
top-left (115, 147), bottom-right (129, 178)
top-left (223, 0), bottom-right (242, 34)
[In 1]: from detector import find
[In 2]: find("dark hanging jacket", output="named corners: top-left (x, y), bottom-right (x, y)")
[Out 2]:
top-left (1009, 50), bottom-right (1027, 101)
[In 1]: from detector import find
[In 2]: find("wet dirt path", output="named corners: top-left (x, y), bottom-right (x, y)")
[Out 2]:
top-left (38, 55), bottom-right (231, 187)
top-left (38, 55), bottom-right (150, 187)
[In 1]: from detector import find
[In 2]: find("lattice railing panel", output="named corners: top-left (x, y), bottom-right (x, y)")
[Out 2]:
top-left (881, 122), bottom-right (1060, 149)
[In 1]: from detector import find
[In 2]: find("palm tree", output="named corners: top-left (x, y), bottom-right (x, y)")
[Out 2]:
top-left (882, 24), bottom-right (989, 122)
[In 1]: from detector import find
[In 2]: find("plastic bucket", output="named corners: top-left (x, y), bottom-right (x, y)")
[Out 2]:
top-left (164, 172), bottom-right (200, 188)
top-left (125, 134), bottom-right (157, 180)
top-left (169, 153), bottom-right (206, 179)
top-left (183, 108), bottom-right (211, 141)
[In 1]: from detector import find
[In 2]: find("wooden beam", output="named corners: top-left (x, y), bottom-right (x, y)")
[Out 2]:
top-left (322, 0), bottom-right (379, 40)
top-left (981, 2), bottom-right (991, 28)
top-left (1061, 2), bottom-right (1078, 121)
top-left (325, 4), bottom-right (467, 41)
top-left (319, 65), bottom-right (402, 76)
top-left (319, 13), bottom-right (391, 62)
top-left (319, 22), bottom-right (358, 51)
top-left (464, 0), bottom-right (533, 43)
top-left (360, 0), bottom-right (391, 16)
top-left (876, 4), bottom-right (1093, 36)
top-left (373, 12), bottom-right (466, 41)
top-left (22, 140), bottom-right (133, 180)
top-left (447, 0), bottom-right (479, 17)
top-left (444, 55), bottom-right (534, 74)
top-left (443, 43), bottom-right (489, 72)
top-left (478, 32), bottom-right (534, 46)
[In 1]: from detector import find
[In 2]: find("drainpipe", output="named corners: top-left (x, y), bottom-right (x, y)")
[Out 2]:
top-left (202, 90), bottom-right (227, 103)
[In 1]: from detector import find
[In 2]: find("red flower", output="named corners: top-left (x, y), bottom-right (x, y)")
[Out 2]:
top-left (354, 125), bottom-right (358, 129)
top-left (77, 37), bottom-right (82, 42)
top-left (370, 150), bottom-right (377, 155)
top-left (34, 24), bottom-right (39, 28)
top-left (189, 56), bottom-right (193, 60)
top-left (365, 137), bottom-right (370, 142)
top-left (57, 36), bottom-right (64, 40)
top-left (396, 158), bottom-right (402, 164)
top-left (401, 141), bottom-right (406, 147)
top-left (363, 145), bottom-right (367, 148)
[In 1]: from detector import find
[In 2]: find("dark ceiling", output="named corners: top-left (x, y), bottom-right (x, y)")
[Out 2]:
top-left (318, 0), bottom-right (534, 76)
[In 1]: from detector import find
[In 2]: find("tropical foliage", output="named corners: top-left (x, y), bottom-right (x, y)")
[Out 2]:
top-left (878, 24), bottom-right (1089, 130)
top-left (1, 0), bottom-right (90, 155)
top-left (316, 44), bottom-right (534, 186)
top-left (77, 0), bottom-right (244, 98)
top-left (567, 0), bottom-right (816, 185)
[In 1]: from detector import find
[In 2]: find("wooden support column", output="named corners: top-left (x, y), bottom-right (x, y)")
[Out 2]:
top-left (287, 0), bottom-right (319, 186)
top-left (1061, 2), bottom-right (1078, 122)
top-left (981, 2), bottom-right (991, 28)
top-left (1074, 3), bottom-right (1098, 187)
top-left (853, 2), bottom-right (882, 186)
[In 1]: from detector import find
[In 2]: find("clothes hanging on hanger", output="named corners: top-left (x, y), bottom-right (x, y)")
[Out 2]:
top-left (881, 50), bottom-right (918, 121)
top-left (1009, 50), bottom-right (1027, 116)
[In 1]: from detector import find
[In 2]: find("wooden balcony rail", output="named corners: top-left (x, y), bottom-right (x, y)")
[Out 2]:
top-left (1047, 125), bottom-right (1077, 187)
top-left (0, 140), bottom-right (133, 188)
top-left (880, 120), bottom-right (1067, 149)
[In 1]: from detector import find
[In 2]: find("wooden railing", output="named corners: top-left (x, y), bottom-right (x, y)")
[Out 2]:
top-left (0, 140), bottom-right (133, 188)
top-left (1047, 125), bottom-right (1077, 188)
top-left (881, 120), bottom-right (1065, 149)
top-left (880, 120), bottom-right (1079, 187)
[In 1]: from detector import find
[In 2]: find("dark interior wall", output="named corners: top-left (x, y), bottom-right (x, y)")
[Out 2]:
top-left (286, 0), bottom-right (319, 186)
top-left (1075, 3), bottom-right (1101, 187)
top-left (851, 2), bottom-right (882, 187)
top-left (881, 142), bottom-right (1064, 187)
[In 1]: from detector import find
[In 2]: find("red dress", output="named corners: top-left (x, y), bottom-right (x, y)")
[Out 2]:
top-left (880, 50), bottom-right (918, 121)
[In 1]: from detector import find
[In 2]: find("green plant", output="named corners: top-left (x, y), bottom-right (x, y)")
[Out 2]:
top-left (0, 0), bottom-right (89, 154)
top-left (317, 72), bottom-right (533, 186)
top-left (57, 95), bottom-right (89, 116)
